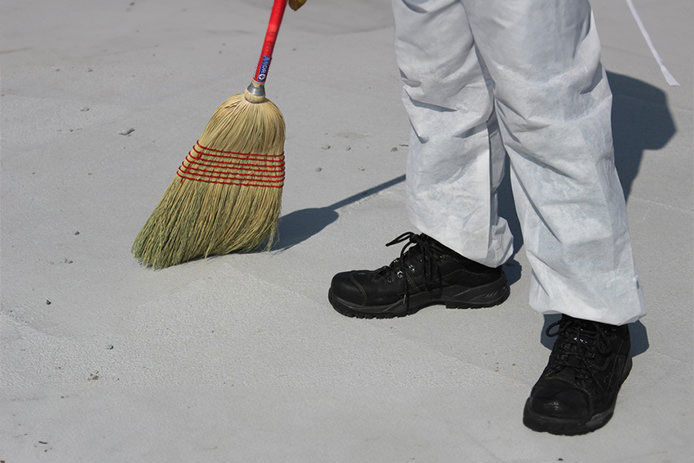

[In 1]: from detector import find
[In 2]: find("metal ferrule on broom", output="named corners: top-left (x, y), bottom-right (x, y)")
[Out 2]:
top-left (246, 0), bottom-right (288, 102)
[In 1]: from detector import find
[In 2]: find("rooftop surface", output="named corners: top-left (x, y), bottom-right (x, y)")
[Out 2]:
top-left (1, 0), bottom-right (692, 461)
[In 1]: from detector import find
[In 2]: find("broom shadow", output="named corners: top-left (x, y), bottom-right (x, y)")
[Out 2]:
top-left (274, 175), bottom-right (406, 251)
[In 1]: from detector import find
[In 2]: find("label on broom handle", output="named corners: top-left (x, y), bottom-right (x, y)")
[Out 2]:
top-left (254, 56), bottom-right (272, 83)
top-left (251, 0), bottom-right (287, 84)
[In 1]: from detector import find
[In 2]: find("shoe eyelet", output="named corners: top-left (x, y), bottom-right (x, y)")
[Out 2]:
top-left (396, 270), bottom-right (404, 279)
top-left (408, 264), bottom-right (416, 273)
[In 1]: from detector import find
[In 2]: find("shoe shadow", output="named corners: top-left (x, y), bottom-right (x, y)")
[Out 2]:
top-left (627, 321), bottom-right (650, 357)
top-left (274, 175), bottom-right (406, 250)
top-left (539, 314), bottom-right (650, 357)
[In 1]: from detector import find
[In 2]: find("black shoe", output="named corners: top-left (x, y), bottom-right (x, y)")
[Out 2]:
top-left (328, 232), bottom-right (510, 318)
top-left (523, 315), bottom-right (632, 435)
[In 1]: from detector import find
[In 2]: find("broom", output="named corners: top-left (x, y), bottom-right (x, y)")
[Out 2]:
top-left (132, 0), bottom-right (306, 269)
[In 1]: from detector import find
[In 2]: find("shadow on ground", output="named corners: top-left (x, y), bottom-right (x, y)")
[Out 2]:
top-left (609, 71), bottom-right (677, 199)
top-left (275, 175), bottom-right (406, 250)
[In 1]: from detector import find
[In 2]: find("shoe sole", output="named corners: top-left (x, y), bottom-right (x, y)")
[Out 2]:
top-left (328, 276), bottom-right (510, 319)
top-left (522, 356), bottom-right (633, 436)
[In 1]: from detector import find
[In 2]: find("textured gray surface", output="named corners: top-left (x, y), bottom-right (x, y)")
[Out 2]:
top-left (1, 1), bottom-right (692, 461)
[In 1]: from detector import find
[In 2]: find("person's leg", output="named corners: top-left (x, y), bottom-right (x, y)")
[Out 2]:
top-left (463, 0), bottom-right (643, 434)
top-left (464, 0), bottom-right (645, 325)
top-left (394, 0), bottom-right (513, 268)
top-left (327, 0), bottom-right (512, 318)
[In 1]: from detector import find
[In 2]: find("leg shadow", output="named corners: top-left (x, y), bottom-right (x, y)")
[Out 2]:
top-left (607, 71), bottom-right (676, 201)
top-left (496, 73), bottom-right (676, 272)
top-left (497, 156), bottom-right (524, 268)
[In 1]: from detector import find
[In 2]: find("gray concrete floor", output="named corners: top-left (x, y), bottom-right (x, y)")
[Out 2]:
top-left (1, 1), bottom-right (692, 461)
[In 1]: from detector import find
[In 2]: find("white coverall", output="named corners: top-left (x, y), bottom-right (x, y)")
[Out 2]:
top-left (393, 0), bottom-right (645, 325)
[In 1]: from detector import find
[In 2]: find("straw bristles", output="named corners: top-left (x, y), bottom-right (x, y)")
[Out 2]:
top-left (132, 91), bottom-right (285, 269)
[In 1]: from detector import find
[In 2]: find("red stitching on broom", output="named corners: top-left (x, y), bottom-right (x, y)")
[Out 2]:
top-left (176, 171), bottom-right (284, 188)
top-left (180, 164), bottom-right (285, 179)
top-left (185, 158), bottom-right (285, 172)
top-left (192, 145), bottom-right (285, 163)
top-left (185, 152), bottom-right (285, 171)
top-left (178, 166), bottom-right (284, 182)
top-left (195, 141), bottom-right (285, 157)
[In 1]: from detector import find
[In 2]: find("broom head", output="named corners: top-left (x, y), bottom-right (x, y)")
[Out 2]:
top-left (132, 90), bottom-right (285, 268)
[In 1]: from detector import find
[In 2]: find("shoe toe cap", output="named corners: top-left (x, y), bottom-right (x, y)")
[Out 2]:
top-left (529, 380), bottom-right (590, 419)
top-left (330, 272), bottom-right (366, 304)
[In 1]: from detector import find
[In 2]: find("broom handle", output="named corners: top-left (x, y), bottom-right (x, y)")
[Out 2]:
top-left (251, 0), bottom-right (288, 87)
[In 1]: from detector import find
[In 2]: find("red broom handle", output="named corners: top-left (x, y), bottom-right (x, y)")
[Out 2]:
top-left (252, 0), bottom-right (288, 85)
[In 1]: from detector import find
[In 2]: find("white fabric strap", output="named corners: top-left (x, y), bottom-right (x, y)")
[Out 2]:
top-left (626, 0), bottom-right (680, 86)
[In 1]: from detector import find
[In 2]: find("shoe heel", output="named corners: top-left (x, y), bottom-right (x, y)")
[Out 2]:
top-left (444, 278), bottom-right (510, 309)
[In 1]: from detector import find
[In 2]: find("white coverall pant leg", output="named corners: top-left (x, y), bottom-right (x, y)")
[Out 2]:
top-left (393, 0), bottom-right (646, 325)
top-left (393, 0), bottom-right (514, 268)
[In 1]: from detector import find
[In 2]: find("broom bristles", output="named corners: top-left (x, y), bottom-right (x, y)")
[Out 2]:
top-left (132, 91), bottom-right (285, 269)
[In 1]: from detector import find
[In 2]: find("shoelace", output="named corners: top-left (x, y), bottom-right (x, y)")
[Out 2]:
top-left (545, 317), bottom-right (614, 392)
top-left (378, 232), bottom-right (439, 309)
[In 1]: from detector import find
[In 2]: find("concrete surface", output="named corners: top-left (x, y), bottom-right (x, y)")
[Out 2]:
top-left (1, 0), bottom-right (692, 461)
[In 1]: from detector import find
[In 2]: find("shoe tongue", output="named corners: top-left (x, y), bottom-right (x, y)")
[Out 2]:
top-left (562, 315), bottom-right (600, 337)
top-left (421, 235), bottom-right (456, 259)
top-left (402, 237), bottom-right (426, 259)
top-left (421, 234), bottom-right (443, 250)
